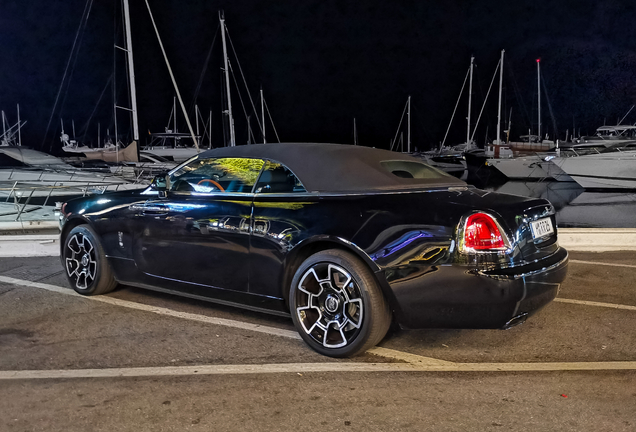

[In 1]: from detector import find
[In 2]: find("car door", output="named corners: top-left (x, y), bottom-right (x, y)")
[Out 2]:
top-left (132, 156), bottom-right (265, 292)
top-left (249, 160), bottom-right (317, 297)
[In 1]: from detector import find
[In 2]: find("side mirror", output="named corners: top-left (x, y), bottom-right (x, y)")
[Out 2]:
top-left (152, 174), bottom-right (169, 198)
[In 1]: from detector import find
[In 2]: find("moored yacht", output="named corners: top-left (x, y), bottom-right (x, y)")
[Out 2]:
top-left (550, 142), bottom-right (636, 189)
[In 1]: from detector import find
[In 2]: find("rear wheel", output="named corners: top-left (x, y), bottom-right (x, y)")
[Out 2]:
top-left (289, 249), bottom-right (391, 357)
top-left (63, 225), bottom-right (118, 295)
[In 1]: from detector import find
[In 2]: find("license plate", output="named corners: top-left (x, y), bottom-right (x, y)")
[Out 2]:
top-left (530, 217), bottom-right (554, 239)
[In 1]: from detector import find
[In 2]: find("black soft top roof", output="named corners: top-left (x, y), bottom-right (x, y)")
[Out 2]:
top-left (198, 143), bottom-right (466, 193)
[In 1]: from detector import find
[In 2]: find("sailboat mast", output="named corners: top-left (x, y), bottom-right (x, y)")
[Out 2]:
top-left (260, 87), bottom-right (266, 143)
top-left (219, 11), bottom-right (235, 147)
top-left (144, 0), bottom-right (199, 150)
top-left (17, 104), bottom-right (21, 146)
top-left (467, 56), bottom-right (474, 144)
top-left (407, 96), bottom-right (411, 153)
top-left (496, 49), bottom-right (505, 145)
top-left (353, 118), bottom-right (357, 145)
top-left (537, 58), bottom-right (541, 140)
top-left (195, 105), bottom-right (200, 136)
top-left (122, 0), bottom-right (139, 141)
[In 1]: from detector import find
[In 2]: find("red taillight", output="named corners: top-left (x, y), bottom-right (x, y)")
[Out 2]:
top-left (464, 213), bottom-right (506, 251)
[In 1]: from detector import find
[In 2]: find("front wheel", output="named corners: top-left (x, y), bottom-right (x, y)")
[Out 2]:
top-left (63, 225), bottom-right (118, 295)
top-left (289, 249), bottom-right (392, 357)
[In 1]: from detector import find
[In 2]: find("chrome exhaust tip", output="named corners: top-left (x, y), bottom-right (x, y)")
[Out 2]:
top-left (503, 312), bottom-right (528, 329)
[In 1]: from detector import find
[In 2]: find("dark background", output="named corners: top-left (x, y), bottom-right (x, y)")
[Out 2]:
top-left (2, 0), bottom-right (636, 153)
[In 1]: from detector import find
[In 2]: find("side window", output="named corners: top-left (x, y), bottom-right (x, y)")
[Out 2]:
top-left (169, 157), bottom-right (264, 194)
top-left (255, 161), bottom-right (306, 194)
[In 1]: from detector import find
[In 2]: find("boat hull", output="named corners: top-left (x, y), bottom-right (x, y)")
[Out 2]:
top-left (553, 152), bottom-right (636, 189)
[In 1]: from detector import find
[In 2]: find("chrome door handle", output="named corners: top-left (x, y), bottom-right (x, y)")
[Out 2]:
top-left (130, 204), bottom-right (170, 214)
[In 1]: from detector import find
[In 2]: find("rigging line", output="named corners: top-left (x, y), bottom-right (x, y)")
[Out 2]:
top-left (508, 66), bottom-right (531, 131)
top-left (165, 103), bottom-right (175, 131)
top-left (78, 74), bottom-right (114, 141)
top-left (411, 103), bottom-right (433, 145)
top-left (248, 118), bottom-right (257, 143)
top-left (144, 0), bottom-right (199, 150)
top-left (58, 0), bottom-right (93, 132)
top-left (466, 64), bottom-right (485, 141)
top-left (263, 98), bottom-right (281, 143)
top-left (617, 105), bottom-right (634, 126)
top-left (471, 59), bottom-right (500, 143)
top-left (441, 67), bottom-right (470, 147)
top-left (228, 61), bottom-right (253, 141)
top-left (225, 29), bottom-right (263, 134)
top-left (390, 100), bottom-right (409, 151)
top-left (42, 0), bottom-right (93, 151)
top-left (190, 24), bottom-right (220, 116)
top-left (197, 109), bottom-right (210, 145)
top-left (540, 71), bottom-right (558, 139)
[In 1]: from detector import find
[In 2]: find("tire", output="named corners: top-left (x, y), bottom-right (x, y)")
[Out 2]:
top-left (63, 225), bottom-right (118, 295)
top-left (289, 249), bottom-right (392, 357)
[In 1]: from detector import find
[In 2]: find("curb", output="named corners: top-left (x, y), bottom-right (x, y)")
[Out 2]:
top-left (0, 229), bottom-right (634, 258)
top-left (557, 228), bottom-right (636, 252)
top-left (0, 234), bottom-right (60, 257)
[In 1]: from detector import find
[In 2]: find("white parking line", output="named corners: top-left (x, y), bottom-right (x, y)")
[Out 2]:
top-left (2, 275), bottom-right (636, 376)
top-left (0, 275), bottom-right (302, 340)
top-left (569, 259), bottom-right (636, 269)
top-left (2, 360), bottom-right (636, 380)
top-left (554, 298), bottom-right (636, 311)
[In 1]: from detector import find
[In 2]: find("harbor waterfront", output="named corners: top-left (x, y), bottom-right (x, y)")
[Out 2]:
top-left (485, 180), bottom-right (636, 228)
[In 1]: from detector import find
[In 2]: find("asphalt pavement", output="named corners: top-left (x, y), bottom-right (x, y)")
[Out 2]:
top-left (0, 252), bottom-right (634, 431)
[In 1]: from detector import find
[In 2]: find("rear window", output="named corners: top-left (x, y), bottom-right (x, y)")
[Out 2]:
top-left (380, 160), bottom-right (451, 179)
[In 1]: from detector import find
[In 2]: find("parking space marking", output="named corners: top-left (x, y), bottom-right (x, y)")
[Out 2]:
top-left (569, 259), bottom-right (636, 269)
top-left (554, 297), bottom-right (636, 311)
top-left (0, 275), bottom-right (456, 365)
top-left (2, 360), bottom-right (636, 380)
top-left (368, 347), bottom-right (456, 366)
top-left (3, 275), bottom-right (636, 373)
top-left (0, 275), bottom-right (302, 341)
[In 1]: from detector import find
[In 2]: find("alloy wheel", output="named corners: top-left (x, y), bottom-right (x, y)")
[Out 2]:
top-left (295, 263), bottom-right (364, 349)
top-left (65, 232), bottom-right (98, 290)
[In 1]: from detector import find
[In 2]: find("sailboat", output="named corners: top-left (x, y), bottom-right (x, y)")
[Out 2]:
top-left (1, 107), bottom-right (25, 147)
top-left (484, 55), bottom-right (573, 181)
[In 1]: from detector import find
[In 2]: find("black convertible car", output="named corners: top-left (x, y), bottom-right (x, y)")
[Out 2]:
top-left (60, 143), bottom-right (568, 357)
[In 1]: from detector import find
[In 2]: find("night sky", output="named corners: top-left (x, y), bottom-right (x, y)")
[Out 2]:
top-left (2, 0), bottom-right (636, 154)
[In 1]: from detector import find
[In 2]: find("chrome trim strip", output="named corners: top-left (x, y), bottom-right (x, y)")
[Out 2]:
top-left (479, 250), bottom-right (569, 280)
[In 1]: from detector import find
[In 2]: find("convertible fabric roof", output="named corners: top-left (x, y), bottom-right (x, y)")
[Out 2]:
top-left (197, 143), bottom-right (466, 193)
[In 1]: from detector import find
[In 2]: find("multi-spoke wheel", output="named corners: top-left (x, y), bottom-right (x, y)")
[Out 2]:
top-left (290, 249), bottom-right (392, 357)
top-left (63, 225), bottom-right (117, 295)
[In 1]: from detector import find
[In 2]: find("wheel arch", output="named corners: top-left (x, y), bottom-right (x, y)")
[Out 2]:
top-left (281, 236), bottom-right (399, 313)
top-left (59, 216), bottom-right (94, 257)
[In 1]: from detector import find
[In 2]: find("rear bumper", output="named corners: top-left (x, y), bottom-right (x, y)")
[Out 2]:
top-left (384, 247), bottom-right (569, 329)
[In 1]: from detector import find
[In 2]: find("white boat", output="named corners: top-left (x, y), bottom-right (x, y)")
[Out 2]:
top-left (143, 130), bottom-right (201, 162)
top-left (0, 147), bottom-right (147, 199)
top-left (492, 180), bottom-right (583, 211)
top-left (577, 124), bottom-right (636, 145)
top-left (551, 143), bottom-right (636, 189)
top-left (487, 155), bottom-right (550, 180)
